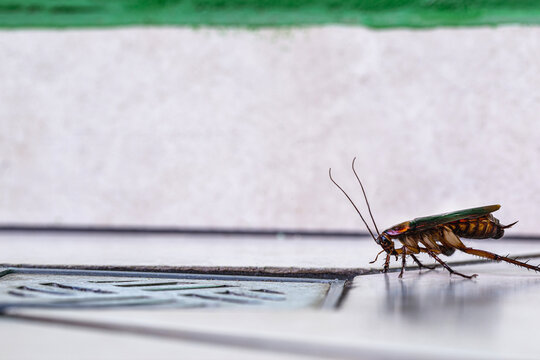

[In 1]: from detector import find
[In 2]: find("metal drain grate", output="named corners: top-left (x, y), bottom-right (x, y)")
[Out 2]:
top-left (0, 268), bottom-right (344, 310)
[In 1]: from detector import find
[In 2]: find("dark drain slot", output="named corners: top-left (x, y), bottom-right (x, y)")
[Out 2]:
top-left (52, 295), bottom-right (151, 304)
top-left (8, 290), bottom-right (31, 297)
top-left (41, 282), bottom-right (115, 294)
top-left (114, 281), bottom-right (193, 288)
top-left (144, 284), bottom-right (232, 292)
top-left (180, 293), bottom-right (261, 305)
top-left (88, 280), bottom-right (137, 284)
top-left (217, 290), bottom-right (285, 301)
top-left (16, 286), bottom-right (70, 295)
top-left (251, 289), bottom-right (285, 295)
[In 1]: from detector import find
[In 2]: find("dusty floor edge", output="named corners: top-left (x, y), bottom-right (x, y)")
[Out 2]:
top-left (0, 263), bottom-right (372, 280)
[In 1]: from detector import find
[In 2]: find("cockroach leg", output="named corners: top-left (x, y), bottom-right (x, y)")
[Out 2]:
top-left (409, 254), bottom-right (436, 270)
top-left (398, 248), bottom-right (407, 278)
top-left (459, 247), bottom-right (540, 272)
top-left (383, 254), bottom-right (391, 273)
top-left (370, 249), bottom-right (385, 264)
top-left (425, 250), bottom-right (477, 279)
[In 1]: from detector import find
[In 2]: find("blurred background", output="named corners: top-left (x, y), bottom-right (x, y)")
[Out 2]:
top-left (1, 23), bottom-right (539, 235)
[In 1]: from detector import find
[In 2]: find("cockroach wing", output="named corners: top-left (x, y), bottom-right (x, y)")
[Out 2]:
top-left (410, 204), bottom-right (501, 232)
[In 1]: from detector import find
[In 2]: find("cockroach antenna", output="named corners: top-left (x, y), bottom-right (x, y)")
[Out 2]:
top-left (329, 168), bottom-right (378, 242)
top-left (351, 157), bottom-right (381, 236)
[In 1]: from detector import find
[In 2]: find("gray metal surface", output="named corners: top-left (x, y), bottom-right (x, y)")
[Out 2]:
top-left (0, 268), bottom-right (344, 310)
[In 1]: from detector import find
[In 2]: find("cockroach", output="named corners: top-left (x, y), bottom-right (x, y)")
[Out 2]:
top-left (329, 158), bottom-right (540, 279)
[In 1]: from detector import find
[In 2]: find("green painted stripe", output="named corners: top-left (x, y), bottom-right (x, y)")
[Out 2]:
top-left (1, 0), bottom-right (540, 28)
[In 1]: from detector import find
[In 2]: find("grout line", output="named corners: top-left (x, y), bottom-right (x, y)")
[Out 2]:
top-left (0, 224), bottom-right (370, 237)
top-left (0, 224), bottom-right (539, 240)
top-left (321, 280), bottom-right (346, 309)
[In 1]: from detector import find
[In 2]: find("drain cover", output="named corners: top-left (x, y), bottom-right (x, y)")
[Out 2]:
top-left (0, 268), bottom-right (344, 310)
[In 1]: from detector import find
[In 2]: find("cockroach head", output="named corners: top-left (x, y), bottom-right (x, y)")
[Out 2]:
top-left (377, 233), bottom-right (395, 253)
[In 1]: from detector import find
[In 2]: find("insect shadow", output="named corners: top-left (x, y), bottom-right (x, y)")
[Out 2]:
top-left (382, 270), bottom-right (540, 326)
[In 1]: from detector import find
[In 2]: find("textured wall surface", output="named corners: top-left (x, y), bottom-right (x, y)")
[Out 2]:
top-left (1, 26), bottom-right (539, 233)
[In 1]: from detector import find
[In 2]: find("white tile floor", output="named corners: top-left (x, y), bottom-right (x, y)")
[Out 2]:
top-left (1, 233), bottom-right (540, 270)
top-left (2, 234), bottom-right (540, 359)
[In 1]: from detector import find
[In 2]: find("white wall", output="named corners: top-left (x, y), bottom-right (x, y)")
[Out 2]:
top-left (1, 26), bottom-right (539, 233)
